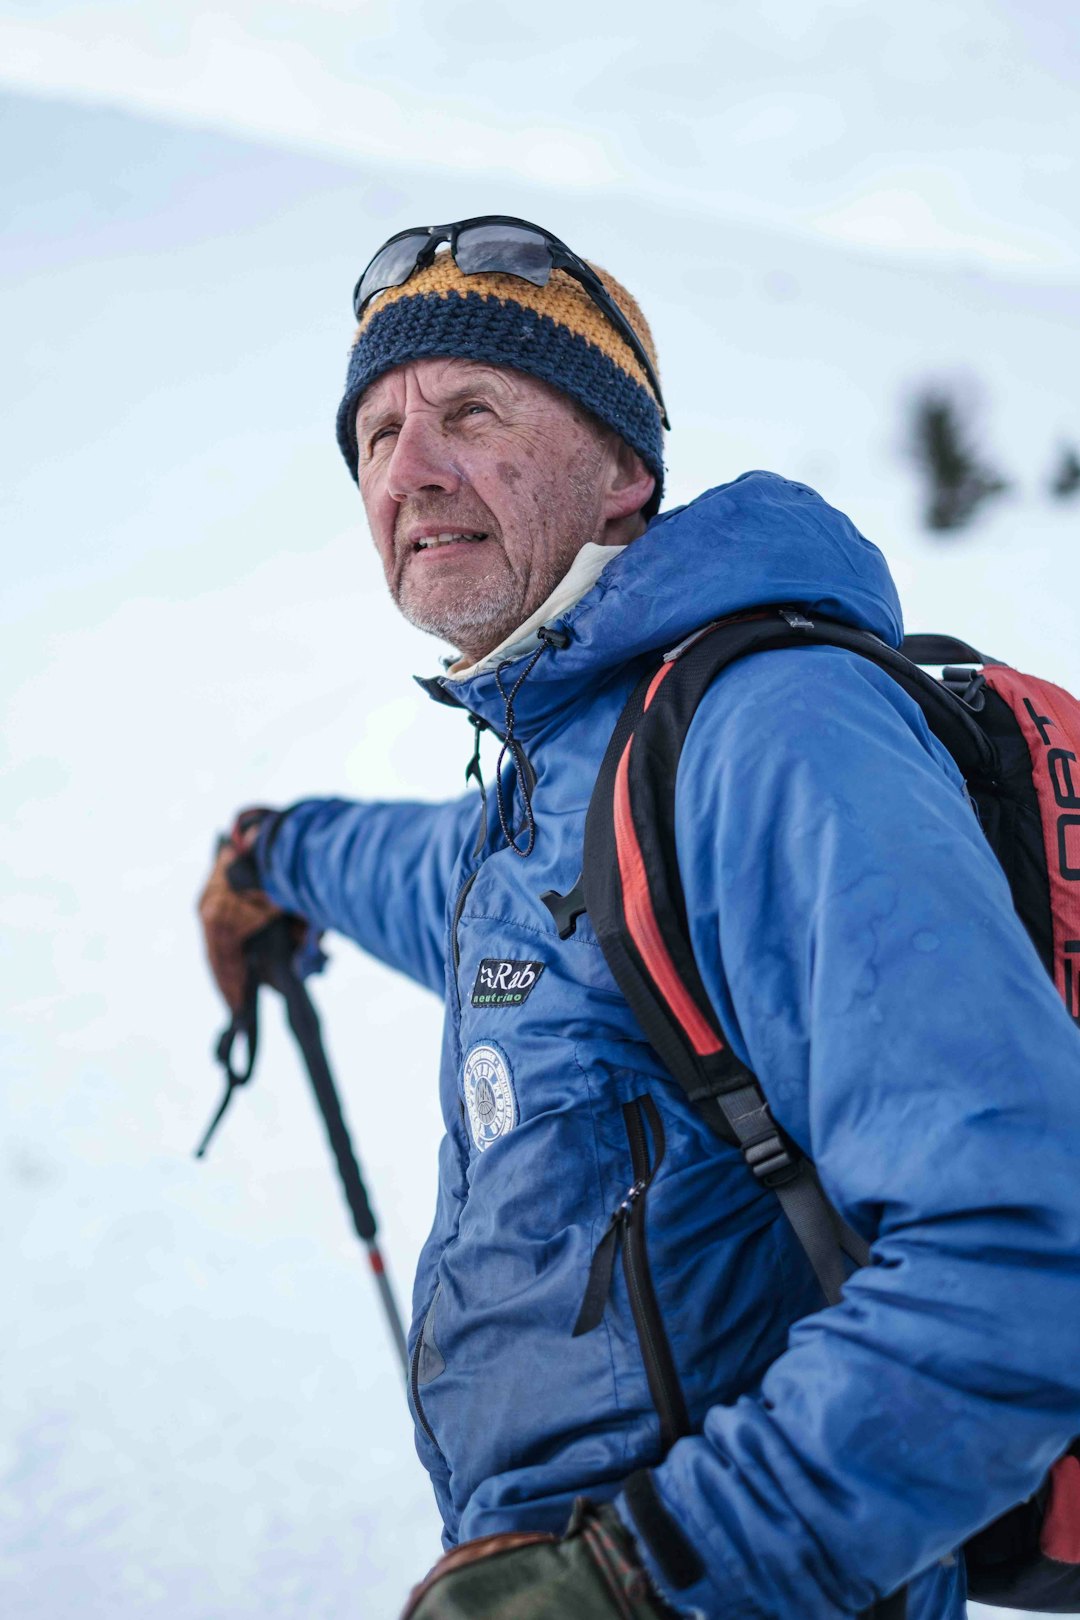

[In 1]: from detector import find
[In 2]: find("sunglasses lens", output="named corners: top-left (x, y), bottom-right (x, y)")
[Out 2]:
top-left (356, 232), bottom-right (431, 315)
top-left (454, 224), bottom-right (553, 285)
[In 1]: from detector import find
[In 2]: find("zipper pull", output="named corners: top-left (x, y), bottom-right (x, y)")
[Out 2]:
top-left (572, 1181), bottom-right (645, 1337)
top-left (465, 713), bottom-right (489, 800)
top-left (465, 714), bottom-right (489, 858)
top-left (618, 1180), bottom-right (647, 1214)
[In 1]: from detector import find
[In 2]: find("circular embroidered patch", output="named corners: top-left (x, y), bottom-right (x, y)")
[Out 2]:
top-left (462, 1042), bottom-right (517, 1153)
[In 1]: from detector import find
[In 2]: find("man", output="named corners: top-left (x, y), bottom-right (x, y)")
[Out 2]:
top-left (200, 217), bottom-right (1080, 1619)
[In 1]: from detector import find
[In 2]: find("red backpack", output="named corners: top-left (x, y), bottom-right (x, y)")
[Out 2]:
top-left (547, 606), bottom-right (1080, 1617)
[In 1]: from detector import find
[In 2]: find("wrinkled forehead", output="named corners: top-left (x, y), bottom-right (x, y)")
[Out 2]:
top-left (355, 356), bottom-right (574, 426)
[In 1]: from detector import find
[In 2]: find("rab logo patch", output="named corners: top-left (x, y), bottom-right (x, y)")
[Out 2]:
top-left (463, 1042), bottom-right (517, 1153)
top-left (470, 958), bottom-right (545, 1008)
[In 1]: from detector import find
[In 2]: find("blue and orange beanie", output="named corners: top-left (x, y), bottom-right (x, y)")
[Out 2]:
top-left (335, 252), bottom-right (665, 515)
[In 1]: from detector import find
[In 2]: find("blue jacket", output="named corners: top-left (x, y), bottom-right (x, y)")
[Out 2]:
top-left (257, 473), bottom-right (1080, 1619)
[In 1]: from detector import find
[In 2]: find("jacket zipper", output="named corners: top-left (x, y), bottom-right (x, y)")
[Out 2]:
top-left (575, 1094), bottom-right (690, 1454)
top-left (414, 859), bottom-right (481, 1456)
top-left (415, 699), bottom-right (541, 1462)
top-left (409, 1299), bottom-right (444, 1455)
top-left (451, 867), bottom-right (480, 1014)
top-left (449, 685), bottom-right (542, 1013)
top-left (623, 1096), bottom-right (690, 1453)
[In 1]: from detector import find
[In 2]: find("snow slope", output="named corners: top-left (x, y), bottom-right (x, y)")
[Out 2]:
top-left (3, 91), bottom-right (1078, 1620)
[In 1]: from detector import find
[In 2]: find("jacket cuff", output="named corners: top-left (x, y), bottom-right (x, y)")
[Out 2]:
top-left (615, 1469), bottom-right (765, 1620)
top-left (251, 806), bottom-right (292, 902)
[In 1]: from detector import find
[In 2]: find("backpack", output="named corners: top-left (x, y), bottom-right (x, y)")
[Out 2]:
top-left (545, 606), bottom-right (1080, 1616)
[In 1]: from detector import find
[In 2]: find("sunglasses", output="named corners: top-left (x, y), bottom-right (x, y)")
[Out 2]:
top-left (352, 214), bottom-right (669, 429)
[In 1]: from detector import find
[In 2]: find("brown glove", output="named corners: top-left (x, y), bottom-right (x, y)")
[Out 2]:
top-left (400, 1500), bottom-right (679, 1620)
top-left (197, 809), bottom-right (284, 1012)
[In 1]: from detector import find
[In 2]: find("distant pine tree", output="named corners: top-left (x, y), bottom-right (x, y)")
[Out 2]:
top-left (909, 387), bottom-right (1010, 533)
top-left (1049, 444), bottom-right (1080, 500)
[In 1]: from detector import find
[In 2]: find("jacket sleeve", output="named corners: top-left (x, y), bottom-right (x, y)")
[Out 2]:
top-left (254, 794), bottom-right (478, 996)
top-left (621, 646), bottom-right (1080, 1619)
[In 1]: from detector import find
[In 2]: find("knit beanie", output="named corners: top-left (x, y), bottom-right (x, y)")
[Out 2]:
top-left (335, 252), bottom-right (665, 515)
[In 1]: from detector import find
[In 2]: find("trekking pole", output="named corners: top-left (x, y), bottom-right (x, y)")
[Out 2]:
top-left (195, 917), bottom-right (409, 1378)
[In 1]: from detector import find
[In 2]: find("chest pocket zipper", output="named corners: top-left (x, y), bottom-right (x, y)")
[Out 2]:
top-left (573, 1094), bottom-right (691, 1454)
top-left (410, 1288), bottom-right (447, 1458)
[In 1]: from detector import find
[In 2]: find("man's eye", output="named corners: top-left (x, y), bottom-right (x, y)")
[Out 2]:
top-left (368, 425), bottom-right (399, 450)
top-left (458, 402), bottom-right (490, 419)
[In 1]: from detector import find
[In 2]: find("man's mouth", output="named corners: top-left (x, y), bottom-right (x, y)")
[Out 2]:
top-left (413, 531), bottom-right (489, 551)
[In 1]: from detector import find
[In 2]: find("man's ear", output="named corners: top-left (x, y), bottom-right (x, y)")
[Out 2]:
top-left (603, 437), bottom-right (656, 525)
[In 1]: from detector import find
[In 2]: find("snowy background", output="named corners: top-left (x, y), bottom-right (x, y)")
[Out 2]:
top-left (3, 3), bottom-right (1078, 1617)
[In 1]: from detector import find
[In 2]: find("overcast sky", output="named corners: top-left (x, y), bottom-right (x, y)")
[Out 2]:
top-left (2, 0), bottom-right (1078, 269)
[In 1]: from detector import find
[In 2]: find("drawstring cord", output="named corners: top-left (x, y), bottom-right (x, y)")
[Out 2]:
top-left (465, 624), bottom-right (567, 860)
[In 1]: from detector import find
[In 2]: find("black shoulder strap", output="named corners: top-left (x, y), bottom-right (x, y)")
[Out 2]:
top-left (901, 632), bottom-right (997, 667)
top-left (580, 606), bottom-right (976, 1303)
top-left (583, 605), bottom-right (936, 1617)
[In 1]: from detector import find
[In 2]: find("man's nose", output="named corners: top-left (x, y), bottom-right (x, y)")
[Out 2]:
top-left (385, 413), bottom-right (461, 501)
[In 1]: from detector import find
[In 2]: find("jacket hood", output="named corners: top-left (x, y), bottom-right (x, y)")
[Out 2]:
top-left (423, 471), bottom-right (904, 734)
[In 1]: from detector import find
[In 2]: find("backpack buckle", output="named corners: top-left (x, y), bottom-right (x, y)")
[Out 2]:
top-left (743, 1132), bottom-right (800, 1188)
top-left (540, 876), bottom-right (587, 940)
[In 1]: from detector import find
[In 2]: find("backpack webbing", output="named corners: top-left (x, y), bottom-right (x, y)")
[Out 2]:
top-left (579, 606), bottom-right (1080, 1616)
top-left (581, 608), bottom-right (997, 1305)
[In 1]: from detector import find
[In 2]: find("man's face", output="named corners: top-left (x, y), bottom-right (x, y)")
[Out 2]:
top-left (356, 357), bottom-right (644, 664)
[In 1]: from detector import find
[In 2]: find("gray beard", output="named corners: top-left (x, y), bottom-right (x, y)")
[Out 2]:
top-left (394, 543), bottom-right (584, 662)
top-left (395, 571), bottom-right (526, 659)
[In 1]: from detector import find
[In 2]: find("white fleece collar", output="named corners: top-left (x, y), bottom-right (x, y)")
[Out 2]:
top-left (445, 543), bottom-right (626, 682)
